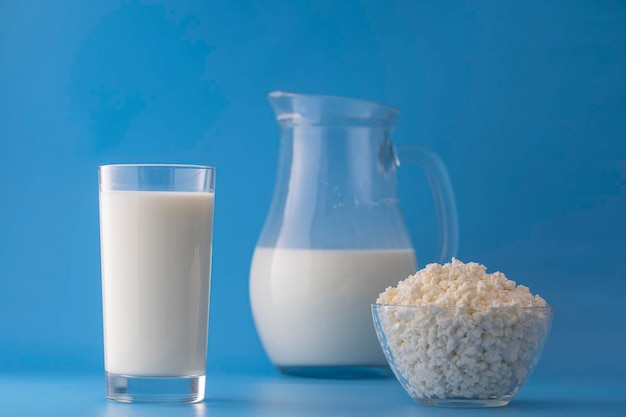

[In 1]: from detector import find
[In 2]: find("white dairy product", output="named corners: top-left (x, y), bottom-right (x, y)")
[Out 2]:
top-left (375, 259), bottom-right (551, 400)
top-left (99, 190), bottom-right (214, 377)
top-left (377, 258), bottom-right (547, 307)
top-left (250, 247), bottom-right (417, 367)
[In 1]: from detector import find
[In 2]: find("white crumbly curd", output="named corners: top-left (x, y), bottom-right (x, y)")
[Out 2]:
top-left (375, 258), bottom-right (551, 401)
top-left (377, 258), bottom-right (546, 308)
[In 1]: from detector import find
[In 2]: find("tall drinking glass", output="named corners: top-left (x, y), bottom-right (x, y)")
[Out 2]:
top-left (98, 164), bottom-right (215, 403)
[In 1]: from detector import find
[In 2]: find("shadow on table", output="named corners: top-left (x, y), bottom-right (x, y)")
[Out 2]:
top-left (510, 398), bottom-right (626, 416)
top-left (97, 396), bottom-right (626, 417)
top-left (100, 402), bottom-right (207, 417)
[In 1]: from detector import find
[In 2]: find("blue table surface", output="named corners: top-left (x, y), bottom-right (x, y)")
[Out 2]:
top-left (1, 371), bottom-right (624, 417)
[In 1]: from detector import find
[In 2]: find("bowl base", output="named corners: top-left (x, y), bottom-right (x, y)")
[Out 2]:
top-left (416, 397), bottom-right (512, 408)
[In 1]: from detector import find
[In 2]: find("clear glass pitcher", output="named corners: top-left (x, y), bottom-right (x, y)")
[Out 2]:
top-left (249, 91), bottom-right (458, 378)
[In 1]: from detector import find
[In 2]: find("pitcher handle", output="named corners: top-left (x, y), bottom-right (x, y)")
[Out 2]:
top-left (395, 145), bottom-right (459, 263)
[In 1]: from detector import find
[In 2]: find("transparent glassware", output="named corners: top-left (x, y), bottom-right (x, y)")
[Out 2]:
top-left (99, 164), bottom-right (215, 403)
top-left (249, 92), bottom-right (459, 378)
top-left (372, 304), bottom-right (554, 407)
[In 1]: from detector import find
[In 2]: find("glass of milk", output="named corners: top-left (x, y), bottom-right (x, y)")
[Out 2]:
top-left (98, 164), bottom-right (215, 403)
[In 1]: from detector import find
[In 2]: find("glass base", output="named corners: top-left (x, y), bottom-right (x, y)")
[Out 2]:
top-left (415, 397), bottom-right (512, 408)
top-left (277, 365), bottom-right (391, 379)
top-left (105, 372), bottom-right (205, 403)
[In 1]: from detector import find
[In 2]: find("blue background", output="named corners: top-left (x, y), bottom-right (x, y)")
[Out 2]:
top-left (1, 0), bottom-right (625, 384)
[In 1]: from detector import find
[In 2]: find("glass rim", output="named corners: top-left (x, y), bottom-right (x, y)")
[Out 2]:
top-left (98, 163), bottom-right (216, 192)
top-left (372, 303), bottom-right (554, 311)
top-left (99, 163), bottom-right (215, 170)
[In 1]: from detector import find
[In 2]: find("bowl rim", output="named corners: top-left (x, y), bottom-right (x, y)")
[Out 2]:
top-left (372, 303), bottom-right (554, 311)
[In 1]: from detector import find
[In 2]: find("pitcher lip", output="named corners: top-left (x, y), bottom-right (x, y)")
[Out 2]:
top-left (268, 91), bottom-right (400, 112)
top-left (267, 90), bottom-right (400, 123)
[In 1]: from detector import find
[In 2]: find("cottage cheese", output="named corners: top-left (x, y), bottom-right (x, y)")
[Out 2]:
top-left (374, 259), bottom-right (551, 401)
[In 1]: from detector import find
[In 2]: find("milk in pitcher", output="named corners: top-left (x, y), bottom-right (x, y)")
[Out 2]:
top-left (250, 247), bottom-right (417, 368)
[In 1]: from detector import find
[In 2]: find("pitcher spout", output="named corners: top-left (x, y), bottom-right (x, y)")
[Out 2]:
top-left (267, 91), bottom-right (400, 126)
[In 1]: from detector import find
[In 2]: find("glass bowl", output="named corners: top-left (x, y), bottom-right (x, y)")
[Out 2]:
top-left (372, 304), bottom-right (554, 408)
